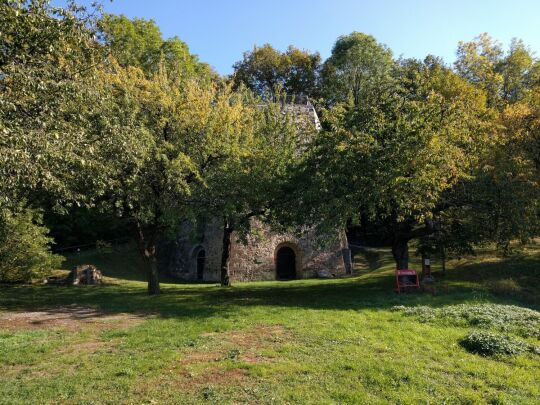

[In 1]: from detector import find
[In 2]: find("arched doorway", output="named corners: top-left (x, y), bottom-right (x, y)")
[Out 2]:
top-left (276, 246), bottom-right (296, 280)
top-left (196, 249), bottom-right (205, 281)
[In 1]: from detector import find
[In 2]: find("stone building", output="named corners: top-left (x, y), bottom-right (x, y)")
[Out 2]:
top-left (164, 98), bottom-right (352, 282)
top-left (165, 220), bottom-right (351, 282)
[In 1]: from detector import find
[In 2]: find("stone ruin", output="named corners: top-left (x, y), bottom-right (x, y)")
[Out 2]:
top-left (67, 264), bottom-right (103, 285)
top-left (163, 219), bottom-right (352, 282)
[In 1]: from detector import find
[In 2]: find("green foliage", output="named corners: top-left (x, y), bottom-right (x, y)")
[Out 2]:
top-left (480, 104), bottom-right (540, 251)
top-left (193, 93), bottom-right (310, 231)
top-left (460, 331), bottom-right (538, 357)
top-left (232, 44), bottom-right (321, 97)
top-left (0, 206), bottom-right (63, 283)
top-left (43, 206), bottom-right (130, 249)
top-left (299, 31), bottom-right (539, 264)
top-left (94, 15), bottom-right (320, 286)
top-left (293, 56), bottom-right (488, 237)
top-left (91, 56), bottom-right (291, 291)
top-left (182, 90), bottom-right (313, 285)
top-left (320, 32), bottom-right (394, 106)
top-left (456, 33), bottom-right (540, 107)
top-left (98, 65), bottom-right (262, 231)
top-left (455, 33), bottom-right (504, 107)
top-left (448, 35), bottom-right (540, 253)
top-left (99, 14), bottom-right (214, 80)
top-left (500, 39), bottom-right (540, 103)
top-left (0, 0), bottom-right (114, 210)
top-left (393, 303), bottom-right (540, 338)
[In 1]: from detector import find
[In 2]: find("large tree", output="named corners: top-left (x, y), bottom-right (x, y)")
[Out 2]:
top-left (450, 34), bottom-right (540, 253)
top-left (428, 104), bottom-right (540, 259)
top-left (320, 32), bottom-right (394, 107)
top-left (232, 44), bottom-right (321, 98)
top-left (290, 55), bottom-right (490, 269)
top-left (455, 33), bottom-right (540, 107)
top-left (99, 14), bottom-right (215, 80)
top-left (302, 33), bottom-right (540, 267)
top-left (0, 0), bottom-right (109, 210)
top-left (0, 0), bottom-right (115, 281)
top-left (189, 96), bottom-right (312, 286)
top-left (94, 61), bottom-right (272, 293)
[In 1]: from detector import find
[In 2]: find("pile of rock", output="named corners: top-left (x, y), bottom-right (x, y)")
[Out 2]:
top-left (316, 269), bottom-right (335, 279)
top-left (67, 264), bottom-right (102, 285)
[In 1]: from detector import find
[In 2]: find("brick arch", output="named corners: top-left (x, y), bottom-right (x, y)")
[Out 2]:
top-left (274, 242), bottom-right (302, 280)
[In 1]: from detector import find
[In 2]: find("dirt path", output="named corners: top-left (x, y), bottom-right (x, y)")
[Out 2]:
top-left (0, 305), bottom-right (146, 331)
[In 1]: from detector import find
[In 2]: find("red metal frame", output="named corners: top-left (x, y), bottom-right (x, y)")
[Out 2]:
top-left (395, 269), bottom-right (420, 293)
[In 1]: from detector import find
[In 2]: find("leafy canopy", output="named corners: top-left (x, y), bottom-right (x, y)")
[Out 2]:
top-left (99, 14), bottom-right (214, 80)
top-left (232, 44), bottom-right (321, 98)
top-left (320, 32), bottom-right (394, 106)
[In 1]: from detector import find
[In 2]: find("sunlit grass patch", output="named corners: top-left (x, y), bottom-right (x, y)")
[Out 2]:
top-left (0, 242), bottom-right (539, 403)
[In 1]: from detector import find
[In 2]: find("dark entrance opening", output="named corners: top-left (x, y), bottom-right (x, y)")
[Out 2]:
top-left (276, 246), bottom-right (296, 280)
top-left (196, 249), bottom-right (205, 280)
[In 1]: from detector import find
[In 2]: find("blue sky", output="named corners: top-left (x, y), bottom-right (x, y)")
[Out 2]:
top-left (66, 0), bottom-right (540, 75)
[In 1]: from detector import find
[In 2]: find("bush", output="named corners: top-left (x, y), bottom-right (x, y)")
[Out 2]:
top-left (460, 331), bottom-right (539, 357)
top-left (392, 303), bottom-right (540, 338)
top-left (488, 278), bottom-right (521, 296)
top-left (0, 207), bottom-right (63, 283)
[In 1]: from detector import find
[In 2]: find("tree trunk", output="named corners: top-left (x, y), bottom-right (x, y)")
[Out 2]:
top-left (146, 255), bottom-right (161, 295)
top-left (220, 218), bottom-right (233, 287)
top-left (134, 220), bottom-right (161, 295)
top-left (392, 238), bottom-right (409, 270)
top-left (441, 244), bottom-right (446, 275)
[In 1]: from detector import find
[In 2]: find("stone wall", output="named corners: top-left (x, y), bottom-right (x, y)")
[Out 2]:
top-left (163, 219), bottom-right (223, 282)
top-left (164, 219), bottom-right (351, 282)
top-left (282, 102), bottom-right (321, 131)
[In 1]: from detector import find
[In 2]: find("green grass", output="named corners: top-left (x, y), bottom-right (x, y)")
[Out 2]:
top-left (0, 242), bottom-right (539, 404)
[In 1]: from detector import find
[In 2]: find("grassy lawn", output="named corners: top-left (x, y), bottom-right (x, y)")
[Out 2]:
top-left (0, 243), bottom-right (539, 404)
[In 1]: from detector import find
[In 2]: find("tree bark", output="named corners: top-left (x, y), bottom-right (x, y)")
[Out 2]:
top-left (134, 220), bottom-right (161, 295)
top-left (392, 238), bottom-right (409, 270)
top-left (220, 218), bottom-right (233, 287)
top-left (441, 244), bottom-right (446, 275)
top-left (146, 256), bottom-right (161, 295)
top-left (391, 219), bottom-right (439, 270)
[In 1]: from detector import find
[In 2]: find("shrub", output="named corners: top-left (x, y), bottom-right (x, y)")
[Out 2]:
top-left (392, 304), bottom-right (540, 338)
top-left (460, 331), bottom-right (538, 357)
top-left (0, 207), bottom-right (63, 283)
top-left (488, 278), bottom-right (521, 296)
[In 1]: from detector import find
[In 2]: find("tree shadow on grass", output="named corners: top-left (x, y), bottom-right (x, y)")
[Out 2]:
top-left (1, 248), bottom-right (538, 321)
top-left (351, 246), bottom-right (396, 273)
top-left (61, 242), bottom-right (182, 284)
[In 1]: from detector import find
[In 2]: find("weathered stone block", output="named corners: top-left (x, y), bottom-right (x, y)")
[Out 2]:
top-left (67, 264), bottom-right (102, 285)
